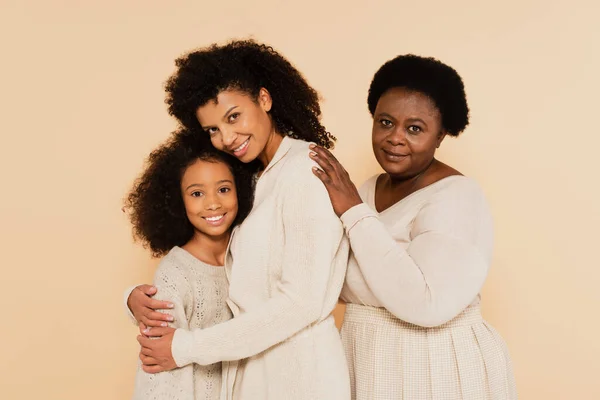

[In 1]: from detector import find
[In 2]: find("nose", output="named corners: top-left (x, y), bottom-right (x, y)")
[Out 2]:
top-left (204, 192), bottom-right (222, 211)
top-left (386, 127), bottom-right (407, 146)
top-left (221, 126), bottom-right (238, 148)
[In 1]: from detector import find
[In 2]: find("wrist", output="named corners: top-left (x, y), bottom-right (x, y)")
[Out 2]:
top-left (339, 199), bottom-right (362, 217)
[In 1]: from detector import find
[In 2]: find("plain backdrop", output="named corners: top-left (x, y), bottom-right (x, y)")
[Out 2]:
top-left (1, 0), bottom-right (599, 399)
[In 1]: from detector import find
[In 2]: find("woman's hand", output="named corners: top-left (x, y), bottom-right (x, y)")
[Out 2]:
top-left (137, 327), bottom-right (177, 373)
top-left (309, 144), bottom-right (362, 217)
top-left (128, 284), bottom-right (174, 329)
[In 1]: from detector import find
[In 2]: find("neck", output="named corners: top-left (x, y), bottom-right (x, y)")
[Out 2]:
top-left (387, 158), bottom-right (439, 190)
top-left (258, 130), bottom-right (284, 169)
top-left (184, 230), bottom-right (231, 266)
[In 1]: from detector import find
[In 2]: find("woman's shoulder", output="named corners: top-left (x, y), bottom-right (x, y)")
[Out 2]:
top-left (416, 176), bottom-right (492, 227)
top-left (426, 175), bottom-right (486, 203)
top-left (279, 139), bottom-right (321, 181)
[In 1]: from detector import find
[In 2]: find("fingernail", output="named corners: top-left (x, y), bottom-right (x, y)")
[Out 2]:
top-left (167, 316), bottom-right (174, 322)
top-left (161, 322), bottom-right (167, 327)
top-left (143, 328), bottom-right (150, 334)
top-left (167, 303), bottom-right (174, 308)
top-left (309, 144), bottom-right (316, 149)
top-left (312, 167), bottom-right (320, 172)
top-left (310, 152), bottom-right (317, 157)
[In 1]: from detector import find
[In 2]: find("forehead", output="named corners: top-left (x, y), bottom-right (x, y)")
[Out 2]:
top-left (196, 90), bottom-right (255, 121)
top-left (181, 159), bottom-right (234, 185)
top-left (375, 87), bottom-right (440, 119)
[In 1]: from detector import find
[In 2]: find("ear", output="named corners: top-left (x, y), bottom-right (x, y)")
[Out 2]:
top-left (436, 130), bottom-right (447, 148)
top-left (258, 87), bottom-right (273, 112)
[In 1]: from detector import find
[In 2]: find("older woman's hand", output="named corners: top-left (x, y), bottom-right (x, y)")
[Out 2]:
top-left (309, 144), bottom-right (362, 217)
top-left (137, 326), bottom-right (177, 373)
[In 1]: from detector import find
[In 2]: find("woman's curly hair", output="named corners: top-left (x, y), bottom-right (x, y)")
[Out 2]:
top-left (367, 54), bottom-right (470, 136)
top-left (165, 39), bottom-right (335, 149)
top-left (124, 128), bottom-right (255, 258)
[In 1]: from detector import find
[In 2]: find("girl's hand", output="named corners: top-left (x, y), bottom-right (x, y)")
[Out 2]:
top-left (127, 284), bottom-right (174, 328)
top-left (309, 144), bottom-right (363, 217)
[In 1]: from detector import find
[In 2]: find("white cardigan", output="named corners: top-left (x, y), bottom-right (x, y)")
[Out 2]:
top-left (171, 137), bottom-right (350, 399)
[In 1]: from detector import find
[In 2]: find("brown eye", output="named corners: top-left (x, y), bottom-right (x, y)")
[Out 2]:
top-left (206, 127), bottom-right (218, 136)
top-left (407, 125), bottom-right (422, 134)
top-left (191, 191), bottom-right (203, 197)
top-left (379, 119), bottom-right (393, 128)
top-left (228, 113), bottom-right (240, 123)
top-left (218, 187), bottom-right (231, 194)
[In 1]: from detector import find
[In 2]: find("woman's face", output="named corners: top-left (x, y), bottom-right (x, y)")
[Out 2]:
top-left (372, 87), bottom-right (446, 179)
top-left (180, 159), bottom-right (238, 239)
top-left (196, 89), bottom-right (274, 164)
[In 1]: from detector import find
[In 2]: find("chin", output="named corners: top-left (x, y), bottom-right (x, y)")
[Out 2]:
top-left (206, 226), bottom-right (230, 237)
top-left (239, 154), bottom-right (256, 163)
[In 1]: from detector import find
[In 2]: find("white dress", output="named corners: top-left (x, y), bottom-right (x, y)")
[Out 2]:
top-left (132, 246), bottom-right (231, 400)
top-left (339, 175), bottom-right (517, 400)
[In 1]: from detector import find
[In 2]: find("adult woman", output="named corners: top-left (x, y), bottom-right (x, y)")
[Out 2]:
top-left (310, 55), bottom-right (517, 399)
top-left (126, 40), bottom-right (350, 399)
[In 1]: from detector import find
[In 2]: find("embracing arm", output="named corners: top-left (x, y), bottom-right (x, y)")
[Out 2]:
top-left (132, 261), bottom-right (195, 399)
top-left (341, 180), bottom-right (493, 327)
top-left (123, 282), bottom-right (175, 328)
top-left (172, 165), bottom-right (345, 367)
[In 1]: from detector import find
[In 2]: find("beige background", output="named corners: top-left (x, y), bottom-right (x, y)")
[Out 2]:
top-left (1, 0), bottom-right (599, 399)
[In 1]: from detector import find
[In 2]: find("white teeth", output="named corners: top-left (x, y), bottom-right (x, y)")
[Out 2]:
top-left (205, 215), bottom-right (224, 222)
top-left (234, 139), bottom-right (249, 152)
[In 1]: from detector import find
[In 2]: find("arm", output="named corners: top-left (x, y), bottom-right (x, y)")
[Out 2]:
top-left (123, 283), bottom-right (175, 328)
top-left (341, 180), bottom-right (492, 327)
top-left (133, 262), bottom-right (194, 399)
top-left (171, 163), bottom-right (345, 367)
top-left (123, 285), bottom-right (142, 325)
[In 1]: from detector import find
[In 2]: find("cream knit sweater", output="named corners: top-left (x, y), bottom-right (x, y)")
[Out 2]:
top-left (339, 175), bottom-right (493, 325)
top-left (131, 247), bottom-right (231, 400)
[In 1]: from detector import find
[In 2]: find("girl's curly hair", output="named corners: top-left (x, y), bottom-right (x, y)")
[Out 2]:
top-left (165, 39), bottom-right (335, 149)
top-left (124, 128), bottom-right (255, 257)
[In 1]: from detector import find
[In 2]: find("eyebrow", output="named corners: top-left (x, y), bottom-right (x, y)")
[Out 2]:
top-left (376, 112), bottom-right (395, 120)
top-left (185, 179), bottom-right (234, 191)
top-left (200, 106), bottom-right (239, 130)
top-left (223, 106), bottom-right (238, 118)
top-left (406, 117), bottom-right (428, 128)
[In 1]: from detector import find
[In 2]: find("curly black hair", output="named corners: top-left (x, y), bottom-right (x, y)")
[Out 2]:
top-left (124, 128), bottom-right (255, 258)
top-left (367, 55), bottom-right (470, 136)
top-left (165, 39), bottom-right (335, 149)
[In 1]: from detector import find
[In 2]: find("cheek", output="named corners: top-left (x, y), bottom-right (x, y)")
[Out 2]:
top-left (182, 197), bottom-right (201, 215)
top-left (371, 129), bottom-right (386, 148)
top-left (228, 193), bottom-right (239, 211)
top-left (409, 143), bottom-right (436, 162)
top-left (210, 136), bottom-right (224, 151)
top-left (253, 111), bottom-right (271, 137)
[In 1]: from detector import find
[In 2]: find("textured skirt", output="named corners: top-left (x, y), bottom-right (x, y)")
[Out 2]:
top-left (341, 303), bottom-right (517, 400)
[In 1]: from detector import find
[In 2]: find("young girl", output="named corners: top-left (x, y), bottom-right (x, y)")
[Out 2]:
top-left (124, 128), bottom-right (254, 399)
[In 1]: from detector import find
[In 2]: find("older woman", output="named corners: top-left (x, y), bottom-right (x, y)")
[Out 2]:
top-left (310, 55), bottom-right (517, 399)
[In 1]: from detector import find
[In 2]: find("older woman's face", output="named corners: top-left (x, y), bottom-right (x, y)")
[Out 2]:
top-left (372, 87), bottom-right (446, 179)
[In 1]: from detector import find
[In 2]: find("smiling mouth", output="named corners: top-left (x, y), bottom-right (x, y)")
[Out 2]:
top-left (202, 214), bottom-right (226, 225)
top-left (382, 149), bottom-right (408, 157)
top-left (231, 138), bottom-right (250, 156)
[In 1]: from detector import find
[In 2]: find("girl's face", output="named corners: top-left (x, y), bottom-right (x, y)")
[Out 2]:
top-left (180, 159), bottom-right (238, 239)
top-left (196, 88), bottom-right (275, 164)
